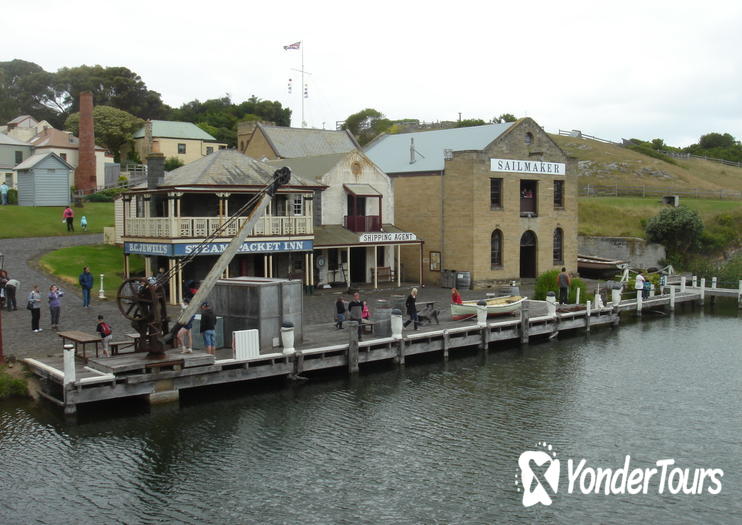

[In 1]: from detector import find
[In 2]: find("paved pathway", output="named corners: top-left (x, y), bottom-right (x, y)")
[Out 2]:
top-left (0, 233), bottom-right (538, 360)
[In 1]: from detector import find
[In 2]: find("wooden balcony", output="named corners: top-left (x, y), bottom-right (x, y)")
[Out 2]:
top-left (125, 215), bottom-right (313, 239)
top-left (343, 215), bottom-right (381, 233)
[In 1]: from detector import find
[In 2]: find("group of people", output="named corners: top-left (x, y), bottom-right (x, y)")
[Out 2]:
top-left (61, 206), bottom-right (88, 232)
top-left (333, 287), bottom-right (422, 335)
top-left (173, 299), bottom-right (216, 355)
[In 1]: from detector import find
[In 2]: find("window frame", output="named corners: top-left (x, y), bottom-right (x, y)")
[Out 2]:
top-left (490, 229), bottom-right (503, 269)
top-left (554, 180), bottom-right (564, 209)
top-left (553, 227), bottom-right (564, 265)
top-left (177, 143), bottom-right (186, 154)
top-left (490, 177), bottom-right (503, 210)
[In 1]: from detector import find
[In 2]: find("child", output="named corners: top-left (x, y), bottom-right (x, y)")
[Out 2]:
top-left (80, 215), bottom-right (88, 231)
top-left (361, 300), bottom-right (370, 320)
top-left (335, 296), bottom-right (346, 329)
top-left (96, 314), bottom-right (113, 357)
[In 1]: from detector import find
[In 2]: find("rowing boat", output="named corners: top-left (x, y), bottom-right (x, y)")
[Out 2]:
top-left (450, 295), bottom-right (527, 321)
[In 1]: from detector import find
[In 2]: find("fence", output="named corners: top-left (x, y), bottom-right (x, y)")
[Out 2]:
top-left (580, 183), bottom-right (742, 200)
top-left (558, 129), bottom-right (621, 145)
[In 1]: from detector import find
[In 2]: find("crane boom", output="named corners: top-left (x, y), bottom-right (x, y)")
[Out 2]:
top-left (173, 166), bottom-right (292, 331)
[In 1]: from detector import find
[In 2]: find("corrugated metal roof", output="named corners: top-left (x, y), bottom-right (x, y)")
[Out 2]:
top-left (344, 184), bottom-right (381, 196)
top-left (260, 124), bottom-right (358, 158)
top-left (133, 120), bottom-right (217, 141)
top-left (0, 132), bottom-right (31, 146)
top-left (314, 224), bottom-right (414, 247)
top-left (28, 128), bottom-right (106, 151)
top-left (160, 150), bottom-right (320, 188)
top-left (364, 123), bottom-right (514, 174)
top-left (265, 152), bottom-right (347, 182)
top-left (15, 151), bottom-right (74, 170)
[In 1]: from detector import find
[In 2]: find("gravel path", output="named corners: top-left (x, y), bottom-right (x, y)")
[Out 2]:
top-left (1, 233), bottom-right (538, 360)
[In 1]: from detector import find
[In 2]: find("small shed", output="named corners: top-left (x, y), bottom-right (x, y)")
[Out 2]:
top-left (15, 152), bottom-right (73, 206)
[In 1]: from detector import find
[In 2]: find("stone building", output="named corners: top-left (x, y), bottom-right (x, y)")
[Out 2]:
top-left (237, 121), bottom-right (359, 160)
top-left (365, 118), bottom-right (577, 288)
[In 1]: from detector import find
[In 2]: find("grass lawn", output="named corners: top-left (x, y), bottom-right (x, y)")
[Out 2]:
top-left (39, 245), bottom-right (144, 299)
top-left (578, 197), bottom-right (742, 237)
top-left (0, 203), bottom-right (114, 238)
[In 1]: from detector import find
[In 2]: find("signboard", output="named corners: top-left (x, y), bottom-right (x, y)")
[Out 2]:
top-left (125, 240), bottom-right (313, 256)
top-left (359, 232), bottom-right (417, 243)
top-left (490, 158), bottom-right (565, 175)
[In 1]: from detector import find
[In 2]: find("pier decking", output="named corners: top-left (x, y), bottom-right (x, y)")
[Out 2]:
top-left (24, 282), bottom-right (740, 414)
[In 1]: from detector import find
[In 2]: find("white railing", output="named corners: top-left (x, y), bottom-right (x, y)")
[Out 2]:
top-left (125, 215), bottom-right (313, 238)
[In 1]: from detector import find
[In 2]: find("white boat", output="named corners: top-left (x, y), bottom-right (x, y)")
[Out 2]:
top-left (450, 296), bottom-right (527, 321)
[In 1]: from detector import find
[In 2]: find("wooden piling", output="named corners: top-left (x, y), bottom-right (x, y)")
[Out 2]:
top-left (585, 300), bottom-right (592, 333)
top-left (700, 278), bottom-right (706, 306)
top-left (738, 280), bottom-right (742, 310)
top-left (670, 286), bottom-right (675, 311)
top-left (692, 275), bottom-right (697, 288)
top-left (681, 276), bottom-right (687, 293)
top-left (348, 322), bottom-right (359, 374)
top-left (443, 330), bottom-right (449, 361)
top-left (636, 290), bottom-right (643, 316)
top-left (520, 305), bottom-right (530, 344)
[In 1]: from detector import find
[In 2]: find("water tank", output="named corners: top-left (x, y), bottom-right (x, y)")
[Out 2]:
top-left (455, 271), bottom-right (472, 290)
top-left (374, 299), bottom-right (392, 337)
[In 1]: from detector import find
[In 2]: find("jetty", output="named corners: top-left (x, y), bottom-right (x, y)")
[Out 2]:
top-left (24, 278), bottom-right (742, 414)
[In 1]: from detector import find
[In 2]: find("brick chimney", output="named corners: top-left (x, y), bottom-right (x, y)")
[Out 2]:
top-left (146, 152), bottom-right (165, 189)
top-left (75, 91), bottom-right (97, 191)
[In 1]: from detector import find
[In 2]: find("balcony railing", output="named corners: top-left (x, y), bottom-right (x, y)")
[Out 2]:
top-left (520, 197), bottom-right (537, 217)
top-left (343, 215), bottom-right (381, 233)
top-left (125, 215), bottom-right (313, 238)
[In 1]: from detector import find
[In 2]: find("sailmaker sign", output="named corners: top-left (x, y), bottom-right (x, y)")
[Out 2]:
top-left (490, 158), bottom-right (565, 175)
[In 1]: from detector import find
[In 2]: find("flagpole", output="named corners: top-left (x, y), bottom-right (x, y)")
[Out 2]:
top-left (301, 41), bottom-right (305, 128)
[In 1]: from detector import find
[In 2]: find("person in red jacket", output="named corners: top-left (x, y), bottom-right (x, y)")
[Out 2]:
top-left (451, 288), bottom-right (463, 305)
top-left (62, 206), bottom-right (74, 232)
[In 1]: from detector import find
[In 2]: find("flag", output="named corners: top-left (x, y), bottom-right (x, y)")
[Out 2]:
top-left (283, 41), bottom-right (301, 50)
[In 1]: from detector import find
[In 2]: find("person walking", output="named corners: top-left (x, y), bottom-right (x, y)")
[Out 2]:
top-left (403, 287), bottom-right (419, 330)
top-left (199, 302), bottom-right (217, 355)
top-left (0, 181), bottom-right (9, 205)
top-left (177, 298), bottom-right (194, 354)
top-left (62, 206), bottom-right (74, 232)
top-left (5, 276), bottom-right (19, 311)
top-left (334, 296), bottom-right (346, 329)
top-left (96, 315), bottom-right (113, 357)
top-left (48, 284), bottom-right (64, 330)
top-left (347, 291), bottom-right (364, 340)
top-left (557, 267), bottom-right (571, 305)
top-left (79, 266), bottom-right (93, 308)
top-left (80, 215), bottom-right (88, 231)
top-left (28, 285), bottom-right (42, 332)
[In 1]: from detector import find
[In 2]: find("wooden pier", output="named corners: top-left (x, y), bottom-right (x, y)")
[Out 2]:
top-left (24, 280), bottom-right (741, 414)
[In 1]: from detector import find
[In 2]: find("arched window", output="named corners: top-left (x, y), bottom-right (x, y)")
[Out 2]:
top-left (553, 228), bottom-right (564, 264)
top-left (491, 229), bottom-right (503, 268)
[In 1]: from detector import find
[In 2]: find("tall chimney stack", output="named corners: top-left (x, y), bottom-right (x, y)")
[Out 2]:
top-left (75, 91), bottom-right (97, 191)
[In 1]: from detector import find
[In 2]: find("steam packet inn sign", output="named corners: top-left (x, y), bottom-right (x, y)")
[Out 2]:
top-left (490, 158), bottom-right (566, 175)
top-left (124, 240), bottom-right (313, 257)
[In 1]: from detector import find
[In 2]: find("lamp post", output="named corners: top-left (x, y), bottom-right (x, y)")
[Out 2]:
top-left (98, 274), bottom-right (105, 299)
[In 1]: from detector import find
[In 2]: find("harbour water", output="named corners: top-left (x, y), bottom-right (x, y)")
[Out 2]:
top-left (1, 305), bottom-right (740, 524)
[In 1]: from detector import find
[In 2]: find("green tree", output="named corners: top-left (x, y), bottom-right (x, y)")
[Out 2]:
top-left (65, 105), bottom-right (144, 162)
top-left (342, 108), bottom-right (391, 145)
top-left (698, 132), bottom-right (735, 149)
top-left (165, 157), bottom-right (185, 171)
top-left (650, 138), bottom-right (665, 150)
top-left (0, 59), bottom-right (62, 126)
top-left (645, 206), bottom-right (704, 256)
top-left (455, 118), bottom-right (487, 128)
top-left (493, 113), bottom-right (517, 123)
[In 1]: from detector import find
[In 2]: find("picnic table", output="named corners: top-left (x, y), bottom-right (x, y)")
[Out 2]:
top-left (57, 330), bottom-right (102, 360)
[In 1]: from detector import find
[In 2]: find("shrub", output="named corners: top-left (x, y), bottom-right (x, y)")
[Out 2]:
top-left (8, 188), bottom-right (18, 204)
top-left (645, 206), bottom-right (704, 257)
top-left (0, 368), bottom-right (29, 399)
top-left (165, 156), bottom-right (184, 171)
top-left (534, 269), bottom-right (587, 303)
top-left (86, 187), bottom-right (126, 202)
top-left (626, 143), bottom-right (677, 165)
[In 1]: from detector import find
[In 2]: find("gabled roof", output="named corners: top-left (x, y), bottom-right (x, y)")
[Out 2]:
top-left (259, 124), bottom-right (360, 158)
top-left (29, 128), bottom-right (106, 151)
top-left (160, 150), bottom-right (321, 189)
top-left (265, 152), bottom-right (348, 183)
top-left (133, 120), bottom-right (218, 141)
top-left (7, 115), bottom-right (36, 126)
top-left (15, 151), bottom-right (74, 170)
top-left (364, 123), bottom-right (514, 174)
top-left (0, 132), bottom-right (32, 147)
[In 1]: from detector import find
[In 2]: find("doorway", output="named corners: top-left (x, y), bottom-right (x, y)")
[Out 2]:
top-left (350, 247), bottom-right (367, 283)
top-left (520, 230), bottom-right (537, 278)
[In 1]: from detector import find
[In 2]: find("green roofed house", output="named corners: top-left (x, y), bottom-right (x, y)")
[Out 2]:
top-left (124, 120), bottom-right (228, 166)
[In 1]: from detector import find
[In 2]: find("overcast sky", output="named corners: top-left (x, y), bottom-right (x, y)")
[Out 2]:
top-left (6, 0), bottom-right (742, 147)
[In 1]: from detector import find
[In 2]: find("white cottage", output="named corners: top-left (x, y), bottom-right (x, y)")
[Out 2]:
top-left (267, 150), bottom-right (422, 288)
top-left (15, 152), bottom-right (73, 207)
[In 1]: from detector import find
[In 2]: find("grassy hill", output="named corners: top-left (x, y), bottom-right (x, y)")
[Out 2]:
top-left (550, 134), bottom-right (742, 193)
